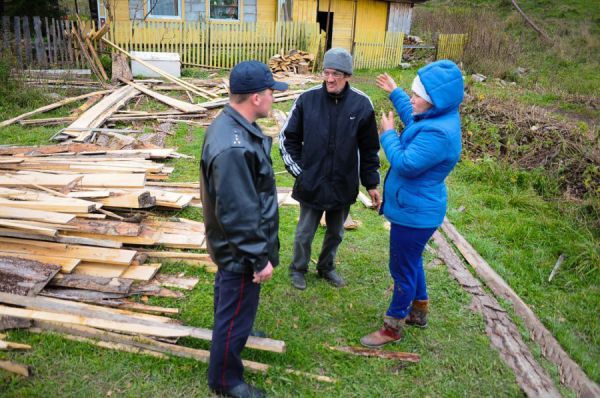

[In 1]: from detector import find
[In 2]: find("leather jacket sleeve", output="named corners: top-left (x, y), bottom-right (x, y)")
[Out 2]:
top-left (209, 147), bottom-right (269, 272)
top-left (358, 108), bottom-right (381, 190)
top-left (279, 95), bottom-right (304, 178)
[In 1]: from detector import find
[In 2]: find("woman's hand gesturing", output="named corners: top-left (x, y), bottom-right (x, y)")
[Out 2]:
top-left (376, 73), bottom-right (398, 94)
top-left (380, 111), bottom-right (395, 135)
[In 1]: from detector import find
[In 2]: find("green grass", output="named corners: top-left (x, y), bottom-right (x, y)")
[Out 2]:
top-left (1, 61), bottom-right (598, 395)
top-left (419, 0), bottom-right (600, 107)
top-left (1, 114), bottom-right (525, 397)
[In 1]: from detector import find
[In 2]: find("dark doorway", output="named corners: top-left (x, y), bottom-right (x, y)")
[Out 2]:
top-left (317, 11), bottom-right (333, 51)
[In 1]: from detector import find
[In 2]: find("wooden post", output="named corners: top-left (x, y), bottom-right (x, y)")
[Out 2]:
top-left (1, 17), bottom-right (10, 55)
top-left (13, 16), bottom-right (22, 69)
top-left (66, 20), bottom-right (75, 67)
top-left (55, 19), bottom-right (64, 66)
top-left (33, 17), bottom-right (46, 66)
top-left (22, 17), bottom-right (32, 66)
top-left (52, 18), bottom-right (59, 66)
top-left (45, 17), bottom-right (54, 65)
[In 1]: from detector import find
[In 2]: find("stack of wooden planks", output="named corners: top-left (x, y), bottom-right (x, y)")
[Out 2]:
top-left (268, 49), bottom-right (315, 74)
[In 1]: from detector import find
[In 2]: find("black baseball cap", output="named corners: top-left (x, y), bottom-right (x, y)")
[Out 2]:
top-left (229, 60), bottom-right (288, 94)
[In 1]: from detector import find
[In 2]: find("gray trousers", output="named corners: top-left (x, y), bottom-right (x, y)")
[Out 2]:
top-left (290, 204), bottom-right (350, 273)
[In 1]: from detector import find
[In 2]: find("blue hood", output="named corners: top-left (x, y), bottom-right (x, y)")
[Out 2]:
top-left (417, 60), bottom-right (464, 118)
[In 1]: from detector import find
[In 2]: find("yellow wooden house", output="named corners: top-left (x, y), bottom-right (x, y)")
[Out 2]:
top-left (94, 0), bottom-right (427, 68)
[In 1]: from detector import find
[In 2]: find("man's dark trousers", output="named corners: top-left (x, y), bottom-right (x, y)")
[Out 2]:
top-left (208, 268), bottom-right (260, 392)
top-left (290, 204), bottom-right (350, 273)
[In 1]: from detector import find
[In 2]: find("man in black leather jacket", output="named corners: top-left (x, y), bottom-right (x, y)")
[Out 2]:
top-left (279, 48), bottom-right (381, 290)
top-left (201, 60), bottom-right (287, 398)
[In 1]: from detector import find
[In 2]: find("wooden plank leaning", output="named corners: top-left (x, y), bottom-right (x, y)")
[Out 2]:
top-left (30, 322), bottom-right (334, 382)
top-left (62, 85), bottom-right (139, 141)
top-left (0, 293), bottom-right (286, 353)
top-left (0, 90), bottom-right (112, 128)
top-left (119, 79), bottom-right (206, 113)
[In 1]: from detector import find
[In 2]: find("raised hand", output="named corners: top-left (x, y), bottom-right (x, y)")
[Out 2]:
top-left (380, 111), bottom-right (395, 134)
top-left (376, 73), bottom-right (398, 93)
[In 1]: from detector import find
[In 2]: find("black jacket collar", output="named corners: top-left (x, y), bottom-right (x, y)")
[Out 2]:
top-left (223, 104), bottom-right (265, 140)
top-left (322, 81), bottom-right (350, 101)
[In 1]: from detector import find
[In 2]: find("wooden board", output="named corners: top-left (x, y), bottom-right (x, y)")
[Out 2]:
top-left (0, 293), bottom-right (176, 326)
top-left (50, 274), bottom-right (133, 294)
top-left (0, 252), bottom-right (79, 273)
top-left (0, 360), bottom-right (30, 377)
top-left (0, 205), bottom-right (74, 224)
top-left (0, 305), bottom-right (187, 338)
top-left (121, 80), bottom-right (206, 113)
top-left (0, 237), bottom-right (136, 265)
top-left (66, 218), bottom-right (141, 236)
top-left (0, 197), bottom-right (95, 213)
top-left (0, 256), bottom-right (61, 296)
top-left (154, 274), bottom-right (199, 290)
top-left (0, 89), bottom-right (112, 128)
top-left (72, 262), bottom-right (128, 278)
top-left (0, 218), bottom-right (57, 236)
top-left (156, 232), bottom-right (206, 249)
top-left (63, 85), bottom-right (139, 139)
top-left (0, 340), bottom-right (31, 350)
top-left (120, 264), bottom-right (161, 281)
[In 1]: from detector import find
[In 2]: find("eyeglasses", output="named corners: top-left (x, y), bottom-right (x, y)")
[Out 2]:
top-left (322, 70), bottom-right (345, 79)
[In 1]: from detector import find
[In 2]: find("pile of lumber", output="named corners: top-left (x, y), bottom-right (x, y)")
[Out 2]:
top-left (268, 49), bottom-right (314, 74)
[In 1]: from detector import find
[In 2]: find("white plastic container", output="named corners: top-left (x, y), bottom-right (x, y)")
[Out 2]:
top-left (130, 51), bottom-right (181, 78)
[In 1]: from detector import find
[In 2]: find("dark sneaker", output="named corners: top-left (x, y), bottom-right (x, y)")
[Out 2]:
top-left (290, 271), bottom-right (307, 290)
top-left (212, 382), bottom-right (266, 398)
top-left (249, 329), bottom-right (268, 338)
top-left (317, 270), bottom-right (346, 287)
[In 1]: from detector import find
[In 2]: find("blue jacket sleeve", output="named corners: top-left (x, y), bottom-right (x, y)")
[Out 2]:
top-left (380, 127), bottom-right (448, 178)
top-left (278, 95), bottom-right (304, 177)
top-left (210, 148), bottom-right (269, 272)
top-left (389, 88), bottom-right (414, 128)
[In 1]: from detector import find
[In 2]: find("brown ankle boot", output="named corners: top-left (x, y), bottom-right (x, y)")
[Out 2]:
top-left (360, 316), bottom-right (405, 348)
top-left (406, 300), bottom-right (429, 328)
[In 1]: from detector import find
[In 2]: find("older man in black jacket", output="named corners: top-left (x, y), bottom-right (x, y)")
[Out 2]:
top-left (201, 60), bottom-right (287, 398)
top-left (279, 48), bottom-right (381, 290)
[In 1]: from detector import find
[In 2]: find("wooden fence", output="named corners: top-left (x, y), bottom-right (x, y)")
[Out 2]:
top-left (0, 16), bottom-right (98, 69)
top-left (108, 20), bottom-right (322, 70)
top-left (353, 31), bottom-right (404, 70)
top-left (436, 33), bottom-right (467, 62)
top-left (1, 15), bottom-right (465, 72)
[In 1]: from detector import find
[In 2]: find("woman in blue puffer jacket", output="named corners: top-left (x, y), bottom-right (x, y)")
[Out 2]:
top-left (361, 60), bottom-right (464, 347)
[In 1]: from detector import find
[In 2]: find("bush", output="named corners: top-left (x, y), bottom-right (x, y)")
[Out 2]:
top-left (413, 8), bottom-right (521, 78)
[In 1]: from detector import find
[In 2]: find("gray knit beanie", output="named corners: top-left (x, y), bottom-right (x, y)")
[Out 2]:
top-left (323, 48), bottom-right (353, 75)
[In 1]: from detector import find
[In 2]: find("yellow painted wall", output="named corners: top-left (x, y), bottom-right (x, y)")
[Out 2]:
top-left (355, 0), bottom-right (387, 35)
top-left (257, 0), bottom-right (277, 22)
top-left (293, 0), bottom-right (317, 23)
top-left (108, 0), bottom-right (131, 22)
top-left (318, 0), bottom-right (355, 50)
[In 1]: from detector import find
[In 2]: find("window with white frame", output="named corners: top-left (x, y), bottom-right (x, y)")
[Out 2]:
top-left (147, 0), bottom-right (181, 19)
top-left (210, 0), bottom-right (239, 20)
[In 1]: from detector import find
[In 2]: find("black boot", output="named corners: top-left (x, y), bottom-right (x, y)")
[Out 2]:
top-left (290, 271), bottom-right (307, 290)
top-left (212, 382), bottom-right (266, 398)
top-left (317, 269), bottom-right (346, 287)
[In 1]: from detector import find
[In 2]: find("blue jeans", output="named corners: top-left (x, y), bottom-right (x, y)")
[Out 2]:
top-left (386, 223), bottom-right (437, 319)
